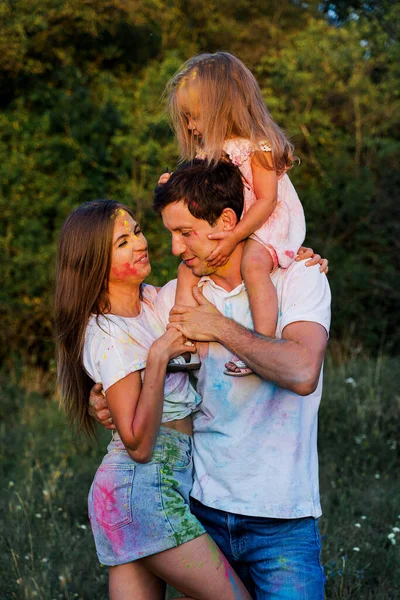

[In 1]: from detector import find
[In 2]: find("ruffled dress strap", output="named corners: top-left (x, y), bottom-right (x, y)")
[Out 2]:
top-left (223, 138), bottom-right (256, 167)
top-left (223, 138), bottom-right (272, 167)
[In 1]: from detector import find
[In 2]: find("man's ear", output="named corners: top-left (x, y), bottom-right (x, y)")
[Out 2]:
top-left (220, 208), bottom-right (238, 231)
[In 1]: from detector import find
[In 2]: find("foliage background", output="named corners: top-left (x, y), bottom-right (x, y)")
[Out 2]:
top-left (1, 1), bottom-right (399, 598)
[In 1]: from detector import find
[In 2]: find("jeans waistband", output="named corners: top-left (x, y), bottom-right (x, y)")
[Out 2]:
top-left (107, 425), bottom-right (193, 461)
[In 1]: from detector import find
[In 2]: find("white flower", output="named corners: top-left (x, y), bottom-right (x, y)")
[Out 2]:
top-left (355, 523), bottom-right (361, 528)
top-left (41, 557), bottom-right (48, 563)
top-left (388, 533), bottom-right (395, 539)
top-left (8, 481), bottom-right (14, 487)
top-left (353, 547), bottom-right (360, 551)
top-left (345, 377), bottom-right (357, 387)
top-left (390, 538), bottom-right (396, 545)
top-left (392, 527), bottom-right (400, 533)
top-left (374, 473), bottom-right (380, 479)
top-left (16, 505), bottom-right (22, 511)
top-left (35, 513), bottom-right (42, 519)
top-left (361, 515), bottom-right (367, 520)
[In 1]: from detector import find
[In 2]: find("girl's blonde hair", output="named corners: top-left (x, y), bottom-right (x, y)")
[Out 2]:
top-left (167, 52), bottom-right (296, 174)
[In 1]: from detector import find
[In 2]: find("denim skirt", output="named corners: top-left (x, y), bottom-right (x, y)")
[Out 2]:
top-left (88, 426), bottom-right (205, 566)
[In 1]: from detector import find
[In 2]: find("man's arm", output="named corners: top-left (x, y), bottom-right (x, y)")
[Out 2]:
top-left (168, 287), bottom-right (328, 396)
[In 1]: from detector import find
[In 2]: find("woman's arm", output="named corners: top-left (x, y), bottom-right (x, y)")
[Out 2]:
top-left (106, 328), bottom-right (193, 463)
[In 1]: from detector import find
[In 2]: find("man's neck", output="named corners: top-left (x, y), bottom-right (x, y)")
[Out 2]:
top-left (209, 243), bottom-right (244, 292)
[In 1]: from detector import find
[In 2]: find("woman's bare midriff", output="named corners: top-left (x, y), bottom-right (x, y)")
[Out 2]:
top-left (163, 414), bottom-right (193, 436)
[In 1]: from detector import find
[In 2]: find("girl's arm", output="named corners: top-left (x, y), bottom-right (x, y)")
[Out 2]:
top-left (232, 153), bottom-right (278, 242)
top-left (106, 328), bottom-right (193, 463)
top-left (206, 154), bottom-right (277, 267)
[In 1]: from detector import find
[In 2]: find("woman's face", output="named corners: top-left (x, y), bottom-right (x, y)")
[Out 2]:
top-left (109, 210), bottom-right (150, 285)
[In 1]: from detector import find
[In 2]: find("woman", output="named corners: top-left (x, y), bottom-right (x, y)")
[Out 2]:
top-left (54, 199), bottom-right (252, 600)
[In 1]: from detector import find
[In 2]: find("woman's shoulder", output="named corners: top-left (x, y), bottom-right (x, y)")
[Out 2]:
top-left (142, 283), bottom-right (158, 304)
top-left (85, 314), bottom-right (122, 343)
top-left (223, 138), bottom-right (272, 166)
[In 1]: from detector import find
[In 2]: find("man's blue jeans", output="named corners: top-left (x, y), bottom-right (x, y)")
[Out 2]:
top-left (190, 499), bottom-right (326, 599)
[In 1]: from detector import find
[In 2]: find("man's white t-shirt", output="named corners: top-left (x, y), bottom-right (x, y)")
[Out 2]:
top-left (156, 261), bottom-right (331, 519)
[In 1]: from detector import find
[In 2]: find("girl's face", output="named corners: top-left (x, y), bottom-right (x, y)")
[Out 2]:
top-left (178, 86), bottom-right (203, 139)
top-left (109, 210), bottom-right (151, 285)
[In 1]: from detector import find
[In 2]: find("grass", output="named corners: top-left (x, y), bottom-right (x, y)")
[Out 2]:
top-left (1, 354), bottom-right (399, 599)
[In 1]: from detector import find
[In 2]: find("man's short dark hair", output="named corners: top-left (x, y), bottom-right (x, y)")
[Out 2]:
top-left (153, 160), bottom-right (244, 225)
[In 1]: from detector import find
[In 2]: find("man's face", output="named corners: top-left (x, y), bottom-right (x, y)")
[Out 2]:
top-left (161, 201), bottom-right (221, 277)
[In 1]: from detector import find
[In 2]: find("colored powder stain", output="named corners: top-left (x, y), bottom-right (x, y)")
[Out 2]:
top-left (160, 436), bottom-right (203, 546)
top-left (285, 250), bottom-right (295, 259)
top-left (112, 263), bottom-right (138, 279)
top-left (226, 566), bottom-right (242, 599)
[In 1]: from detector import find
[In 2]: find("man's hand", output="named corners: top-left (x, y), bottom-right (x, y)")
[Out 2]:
top-left (168, 287), bottom-right (225, 342)
top-left (296, 246), bottom-right (329, 274)
top-left (88, 382), bottom-right (115, 430)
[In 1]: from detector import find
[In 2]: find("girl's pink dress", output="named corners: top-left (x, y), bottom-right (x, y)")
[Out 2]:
top-left (220, 138), bottom-right (306, 269)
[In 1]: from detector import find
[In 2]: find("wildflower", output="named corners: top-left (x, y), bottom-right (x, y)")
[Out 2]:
top-left (16, 505), bottom-right (22, 511)
top-left (354, 523), bottom-right (361, 528)
top-left (374, 473), bottom-right (380, 479)
top-left (41, 557), bottom-right (48, 563)
top-left (353, 547), bottom-right (360, 552)
top-left (8, 481), bottom-right (14, 487)
top-left (58, 575), bottom-right (66, 583)
top-left (35, 513), bottom-right (42, 519)
top-left (345, 377), bottom-right (357, 387)
top-left (361, 515), bottom-right (367, 520)
top-left (43, 489), bottom-right (50, 497)
top-left (388, 533), bottom-right (395, 539)
top-left (16, 579), bottom-right (22, 585)
top-left (392, 527), bottom-right (400, 533)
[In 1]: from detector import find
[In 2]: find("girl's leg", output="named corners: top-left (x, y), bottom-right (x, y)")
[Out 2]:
top-left (141, 533), bottom-right (251, 600)
top-left (109, 562), bottom-right (166, 600)
top-left (176, 261), bottom-right (201, 307)
top-left (225, 239), bottom-right (277, 377)
top-left (241, 239), bottom-right (277, 338)
top-left (168, 262), bottom-right (201, 372)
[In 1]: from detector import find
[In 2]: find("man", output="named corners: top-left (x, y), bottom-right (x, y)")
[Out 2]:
top-left (91, 160), bottom-right (330, 598)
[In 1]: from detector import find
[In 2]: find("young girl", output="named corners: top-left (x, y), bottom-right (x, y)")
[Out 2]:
top-left (164, 52), bottom-right (306, 376)
top-left (54, 200), bottom-right (251, 600)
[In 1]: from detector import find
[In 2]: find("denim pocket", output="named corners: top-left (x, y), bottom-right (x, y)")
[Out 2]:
top-left (92, 464), bottom-right (135, 530)
top-left (162, 436), bottom-right (192, 471)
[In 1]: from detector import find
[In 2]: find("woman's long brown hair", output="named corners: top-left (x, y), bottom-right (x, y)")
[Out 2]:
top-left (54, 199), bottom-right (137, 436)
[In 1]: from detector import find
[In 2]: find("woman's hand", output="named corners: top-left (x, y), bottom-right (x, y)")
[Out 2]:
top-left (296, 246), bottom-right (329, 274)
top-left (151, 327), bottom-right (197, 363)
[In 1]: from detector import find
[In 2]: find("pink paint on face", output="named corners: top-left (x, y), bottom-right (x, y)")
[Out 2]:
top-left (112, 263), bottom-right (138, 279)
